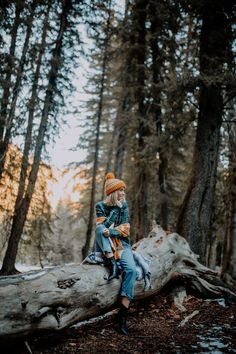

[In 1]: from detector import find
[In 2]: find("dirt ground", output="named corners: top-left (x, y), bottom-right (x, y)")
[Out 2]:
top-left (3, 290), bottom-right (236, 354)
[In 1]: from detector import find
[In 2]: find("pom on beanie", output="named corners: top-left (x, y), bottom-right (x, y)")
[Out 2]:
top-left (104, 172), bottom-right (126, 195)
top-left (105, 172), bottom-right (115, 180)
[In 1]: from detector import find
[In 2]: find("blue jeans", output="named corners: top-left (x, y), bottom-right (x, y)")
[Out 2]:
top-left (95, 224), bottom-right (113, 254)
top-left (95, 224), bottom-right (137, 301)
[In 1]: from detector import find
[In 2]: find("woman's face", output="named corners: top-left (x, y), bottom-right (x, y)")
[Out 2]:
top-left (117, 188), bottom-right (125, 201)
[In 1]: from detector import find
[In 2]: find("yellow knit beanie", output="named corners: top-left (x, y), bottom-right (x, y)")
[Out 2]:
top-left (104, 172), bottom-right (126, 196)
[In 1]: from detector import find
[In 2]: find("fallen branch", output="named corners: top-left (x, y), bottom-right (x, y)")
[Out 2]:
top-left (178, 310), bottom-right (200, 327)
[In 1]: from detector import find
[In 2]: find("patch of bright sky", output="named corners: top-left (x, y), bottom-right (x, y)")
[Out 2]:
top-left (46, 25), bottom-right (93, 206)
top-left (48, 167), bottom-right (83, 209)
top-left (47, 55), bottom-right (90, 170)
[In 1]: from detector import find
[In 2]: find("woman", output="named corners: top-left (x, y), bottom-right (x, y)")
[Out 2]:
top-left (95, 173), bottom-right (136, 335)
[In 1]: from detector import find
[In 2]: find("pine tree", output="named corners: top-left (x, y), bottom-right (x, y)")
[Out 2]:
top-left (82, 0), bottom-right (112, 257)
top-left (177, 0), bottom-right (234, 264)
top-left (1, 0), bottom-right (83, 275)
top-left (0, 1), bottom-right (24, 176)
top-left (0, 0), bottom-right (39, 182)
top-left (221, 121), bottom-right (236, 281)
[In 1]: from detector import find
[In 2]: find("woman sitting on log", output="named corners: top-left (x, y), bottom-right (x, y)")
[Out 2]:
top-left (95, 173), bottom-right (136, 335)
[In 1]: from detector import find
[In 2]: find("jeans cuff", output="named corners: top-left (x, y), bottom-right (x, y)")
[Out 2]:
top-left (120, 291), bottom-right (133, 301)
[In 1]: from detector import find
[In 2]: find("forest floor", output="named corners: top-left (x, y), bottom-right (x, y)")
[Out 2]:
top-left (3, 290), bottom-right (236, 354)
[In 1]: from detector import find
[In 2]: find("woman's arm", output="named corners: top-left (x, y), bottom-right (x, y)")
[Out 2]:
top-left (109, 223), bottom-right (130, 238)
top-left (109, 202), bottom-right (130, 238)
top-left (95, 202), bottom-right (121, 228)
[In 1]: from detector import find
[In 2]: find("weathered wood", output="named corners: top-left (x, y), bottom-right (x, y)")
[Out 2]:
top-left (0, 224), bottom-right (235, 341)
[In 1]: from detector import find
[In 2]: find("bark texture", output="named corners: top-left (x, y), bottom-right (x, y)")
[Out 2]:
top-left (82, 0), bottom-right (112, 259)
top-left (0, 2), bottom-right (22, 178)
top-left (177, 1), bottom-right (229, 264)
top-left (114, 1), bottom-right (131, 179)
top-left (132, 0), bottom-right (149, 241)
top-left (149, 0), bottom-right (168, 230)
top-left (221, 125), bottom-right (236, 283)
top-left (0, 225), bottom-right (235, 342)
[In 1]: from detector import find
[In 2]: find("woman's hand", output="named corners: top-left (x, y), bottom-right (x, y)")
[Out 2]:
top-left (117, 200), bottom-right (123, 208)
top-left (103, 228), bottom-right (110, 237)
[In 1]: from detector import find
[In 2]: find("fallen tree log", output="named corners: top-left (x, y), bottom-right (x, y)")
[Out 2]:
top-left (0, 224), bottom-right (235, 341)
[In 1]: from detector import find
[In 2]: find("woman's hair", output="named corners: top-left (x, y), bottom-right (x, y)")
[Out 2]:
top-left (104, 190), bottom-right (126, 207)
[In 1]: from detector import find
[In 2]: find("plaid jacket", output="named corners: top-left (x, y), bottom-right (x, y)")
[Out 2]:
top-left (95, 201), bottom-right (130, 258)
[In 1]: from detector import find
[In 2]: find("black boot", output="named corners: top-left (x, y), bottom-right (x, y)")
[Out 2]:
top-left (117, 304), bottom-right (128, 335)
top-left (107, 256), bottom-right (119, 281)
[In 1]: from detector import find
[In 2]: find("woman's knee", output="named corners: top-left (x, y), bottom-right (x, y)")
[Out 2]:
top-left (95, 224), bottom-right (105, 237)
top-left (125, 266), bottom-right (137, 280)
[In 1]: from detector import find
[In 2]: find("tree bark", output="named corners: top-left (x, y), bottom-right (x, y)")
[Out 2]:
top-left (114, 0), bottom-right (132, 179)
top-left (149, 0), bottom-right (169, 229)
top-left (82, 0), bottom-right (112, 259)
top-left (221, 124), bottom-right (236, 282)
top-left (102, 127), bottom-right (116, 199)
top-left (177, 1), bottom-right (229, 264)
top-left (14, 2), bottom-right (51, 211)
top-left (0, 225), bottom-right (235, 342)
top-left (0, 0), bottom-right (71, 275)
top-left (0, 2), bottom-right (23, 176)
top-left (132, 0), bottom-right (149, 241)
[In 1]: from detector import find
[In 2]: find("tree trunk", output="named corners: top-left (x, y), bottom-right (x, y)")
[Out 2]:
top-left (102, 127), bottom-right (116, 199)
top-left (149, 1), bottom-right (169, 229)
top-left (113, 93), bottom-right (130, 180)
top-left (132, 0), bottom-right (149, 241)
top-left (0, 225), bottom-right (235, 342)
top-left (0, 2), bottom-right (22, 176)
top-left (114, 0), bottom-right (131, 179)
top-left (13, 3), bottom-right (51, 210)
top-left (0, 1), bottom-right (71, 275)
top-left (114, 116), bottom-right (127, 179)
top-left (177, 1), bottom-right (229, 264)
top-left (221, 124), bottom-right (236, 282)
top-left (82, 0), bottom-right (112, 259)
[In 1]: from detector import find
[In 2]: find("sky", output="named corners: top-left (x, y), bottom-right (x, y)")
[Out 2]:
top-left (47, 1), bottom-right (125, 170)
top-left (48, 166), bottom-right (82, 209)
top-left (47, 111), bottom-right (87, 169)
top-left (45, 33), bottom-right (92, 206)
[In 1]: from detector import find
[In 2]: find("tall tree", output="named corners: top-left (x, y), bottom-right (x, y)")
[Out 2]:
top-left (14, 1), bottom-right (51, 213)
top-left (148, 0), bottom-right (165, 226)
top-left (0, 1), bottom-right (23, 176)
top-left (147, 0), bottom-right (181, 229)
top-left (0, 1), bottom-right (37, 181)
top-left (0, 0), bottom-right (75, 275)
top-left (177, 0), bottom-right (233, 264)
top-left (82, 0), bottom-right (113, 259)
top-left (132, 0), bottom-right (148, 241)
top-left (221, 118), bottom-right (236, 281)
top-left (113, 0), bottom-right (132, 179)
